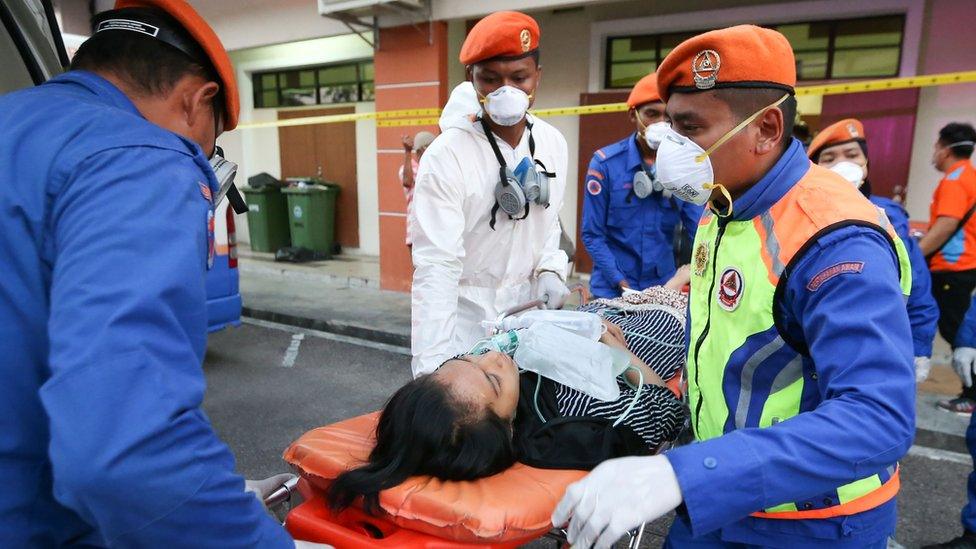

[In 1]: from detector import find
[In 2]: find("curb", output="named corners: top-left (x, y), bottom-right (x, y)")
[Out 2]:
top-left (238, 261), bottom-right (381, 291)
top-left (914, 427), bottom-right (967, 455)
top-left (242, 306), bottom-right (410, 349)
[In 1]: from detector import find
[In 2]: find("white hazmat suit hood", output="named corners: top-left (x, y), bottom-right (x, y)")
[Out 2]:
top-left (409, 82), bottom-right (569, 376)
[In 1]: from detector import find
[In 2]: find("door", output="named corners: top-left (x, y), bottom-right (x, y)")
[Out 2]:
top-left (0, 0), bottom-right (67, 94)
top-left (819, 88), bottom-right (920, 201)
top-left (278, 107), bottom-right (360, 249)
top-left (575, 91), bottom-right (631, 274)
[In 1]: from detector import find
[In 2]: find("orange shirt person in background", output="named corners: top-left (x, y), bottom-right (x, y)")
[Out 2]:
top-left (919, 122), bottom-right (976, 413)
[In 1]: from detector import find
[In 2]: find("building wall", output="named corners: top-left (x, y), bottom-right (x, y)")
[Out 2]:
top-left (904, 0), bottom-right (976, 222)
top-left (222, 35), bottom-right (380, 254)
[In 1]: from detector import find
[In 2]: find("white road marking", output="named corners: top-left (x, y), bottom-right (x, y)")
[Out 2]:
top-left (281, 333), bottom-right (304, 367)
top-left (243, 317), bottom-right (411, 356)
top-left (908, 444), bottom-right (971, 465)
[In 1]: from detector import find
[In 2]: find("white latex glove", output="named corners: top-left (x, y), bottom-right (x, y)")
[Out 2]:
top-left (953, 347), bottom-right (976, 388)
top-left (294, 542), bottom-right (334, 549)
top-left (915, 356), bottom-right (932, 383)
top-left (551, 455), bottom-right (682, 549)
top-left (537, 271), bottom-right (570, 310)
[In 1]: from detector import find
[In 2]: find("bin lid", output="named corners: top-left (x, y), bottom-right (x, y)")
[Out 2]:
top-left (281, 183), bottom-right (339, 194)
top-left (240, 185), bottom-right (282, 194)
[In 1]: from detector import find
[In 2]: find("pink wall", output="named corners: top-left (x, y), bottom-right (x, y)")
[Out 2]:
top-left (903, 0), bottom-right (976, 221)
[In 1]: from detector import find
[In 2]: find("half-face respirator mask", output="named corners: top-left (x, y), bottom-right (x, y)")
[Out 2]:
top-left (210, 146), bottom-right (247, 214)
top-left (481, 116), bottom-right (555, 230)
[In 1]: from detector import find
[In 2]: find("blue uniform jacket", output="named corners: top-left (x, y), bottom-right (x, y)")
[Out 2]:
top-left (0, 71), bottom-right (292, 547)
top-left (870, 196), bottom-right (938, 358)
top-left (667, 140), bottom-right (915, 547)
top-left (581, 135), bottom-right (702, 298)
top-left (955, 294), bottom-right (976, 348)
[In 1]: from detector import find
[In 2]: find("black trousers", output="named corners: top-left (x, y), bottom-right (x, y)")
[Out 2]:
top-left (932, 269), bottom-right (976, 399)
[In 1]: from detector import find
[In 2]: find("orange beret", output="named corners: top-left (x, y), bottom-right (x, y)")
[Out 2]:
top-left (807, 119), bottom-right (866, 160)
top-left (627, 72), bottom-right (662, 109)
top-left (114, 0), bottom-right (239, 130)
top-left (460, 11), bottom-right (540, 65)
top-left (656, 25), bottom-right (796, 103)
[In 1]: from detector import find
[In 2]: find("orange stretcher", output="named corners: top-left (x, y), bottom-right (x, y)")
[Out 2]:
top-left (281, 294), bottom-right (680, 547)
top-left (283, 412), bottom-right (598, 548)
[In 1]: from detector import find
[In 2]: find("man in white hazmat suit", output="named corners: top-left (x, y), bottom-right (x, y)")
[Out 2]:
top-left (410, 10), bottom-right (570, 376)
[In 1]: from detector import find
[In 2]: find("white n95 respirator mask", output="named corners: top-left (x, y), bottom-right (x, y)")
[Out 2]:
top-left (829, 161), bottom-right (867, 188)
top-left (657, 94), bottom-right (790, 209)
top-left (481, 85), bottom-right (532, 126)
top-left (643, 121), bottom-right (670, 150)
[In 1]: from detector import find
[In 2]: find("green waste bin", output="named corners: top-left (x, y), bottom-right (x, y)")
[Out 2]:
top-left (283, 183), bottom-right (340, 256)
top-left (241, 186), bottom-right (291, 253)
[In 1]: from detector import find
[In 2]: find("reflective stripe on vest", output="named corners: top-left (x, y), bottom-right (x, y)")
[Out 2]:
top-left (688, 165), bottom-right (911, 520)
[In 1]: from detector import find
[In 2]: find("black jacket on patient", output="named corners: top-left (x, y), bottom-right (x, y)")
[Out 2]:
top-left (513, 372), bottom-right (653, 470)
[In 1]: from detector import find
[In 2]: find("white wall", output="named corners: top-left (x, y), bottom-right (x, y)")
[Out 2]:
top-left (225, 34), bottom-right (379, 253)
top-left (903, 0), bottom-right (976, 222)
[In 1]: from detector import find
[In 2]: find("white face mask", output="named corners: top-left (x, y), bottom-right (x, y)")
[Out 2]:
top-left (643, 121), bottom-right (670, 150)
top-left (829, 161), bottom-right (866, 188)
top-left (513, 322), bottom-right (631, 402)
top-left (481, 85), bottom-right (532, 126)
top-left (657, 94), bottom-right (790, 210)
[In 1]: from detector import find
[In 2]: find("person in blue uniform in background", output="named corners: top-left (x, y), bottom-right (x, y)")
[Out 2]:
top-left (0, 1), bottom-right (315, 546)
top-left (928, 295), bottom-right (976, 548)
top-left (581, 72), bottom-right (702, 298)
top-left (809, 118), bottom-right (939, 382)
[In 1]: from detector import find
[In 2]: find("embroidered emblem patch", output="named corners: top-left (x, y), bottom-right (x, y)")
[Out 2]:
top-left (520, 29), bottom-right (532, 52)
top-left (586, 179), bottom-right (602, 196)
top-left (806, 261), bottom-right (864, 291)
top-left (717, 267), bottom-right (743, 311)
top-left (199, 181), bottom-right (212, 203)
top-left (692, 49), bottom-right (721, 89)
top-left (693, 241), bottom-right (709, 277)
top-left (847, 122), bottom-right (860, 138)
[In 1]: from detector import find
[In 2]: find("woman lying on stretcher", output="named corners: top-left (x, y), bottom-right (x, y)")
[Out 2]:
top-left (328, 284), bottom-right (689, 514)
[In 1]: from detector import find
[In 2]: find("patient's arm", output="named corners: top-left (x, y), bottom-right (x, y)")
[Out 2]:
top-left (599, 320), bottom-right (664, 387)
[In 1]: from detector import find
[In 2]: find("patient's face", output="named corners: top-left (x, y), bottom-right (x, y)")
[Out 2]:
top-left (436, 351), bottom-right (520, 421)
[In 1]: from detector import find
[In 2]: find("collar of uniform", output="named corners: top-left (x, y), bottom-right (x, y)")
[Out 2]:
top-left (47, 70), bottom-right (143, 118)
top-left (626, 133), bottom-right (644, 171)
top-left (723, 138), bottom-right (809, 221)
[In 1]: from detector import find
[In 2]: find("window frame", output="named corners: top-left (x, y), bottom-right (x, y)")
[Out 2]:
top-left (252, 58), bottom-right (375, 109)
top-left (603, 14), bottom-right (905, 89)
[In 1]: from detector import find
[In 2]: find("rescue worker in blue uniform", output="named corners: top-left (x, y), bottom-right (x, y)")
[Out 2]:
top-left (0, 1), bottom-right (308, 546)
top-left (928, 294), bottom-right (976, 548)
top-left (808, 118), bottom-right (939, 382)
top-left (554, 26), bottom-right (915, 549)
top-left (936, 296), bottom-right (976, 549)
top-left (581, 72), bottom-right (702, 298)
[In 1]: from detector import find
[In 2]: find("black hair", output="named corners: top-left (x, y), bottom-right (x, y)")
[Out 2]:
top-left (713, 87), bottom-right (797, 151)
top-left (474, 48), bottom-right (540, 67)
top-left (938, 122), bottom-right (976, 159)
top-left (326, 374), bottom-right (516, 515)
top-left (70, 10), bottom-right (218, 101)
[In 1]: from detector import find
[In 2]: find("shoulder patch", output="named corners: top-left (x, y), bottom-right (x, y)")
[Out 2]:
top-left (595, 149), bottom-right (607, 160)
top-left (947, 167), bottom-right (964, 181)
top-left (586, 168), bottom-right (604, 181)
top-left (806, 261), bottom-right (864, 291)
top-left (587, 179), bottom-right (603, 196)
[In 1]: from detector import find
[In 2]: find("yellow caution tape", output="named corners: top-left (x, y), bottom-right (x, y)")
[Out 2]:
top-left (237, 70), bottom-right (976, 130)
top-left (237, 107), bottom-right (442, 130)
top-left (376, 117), bottom-right (441, 127)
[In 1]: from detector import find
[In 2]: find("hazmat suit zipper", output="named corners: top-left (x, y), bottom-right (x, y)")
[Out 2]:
top-left (692, 216), bottom-right (729, 437)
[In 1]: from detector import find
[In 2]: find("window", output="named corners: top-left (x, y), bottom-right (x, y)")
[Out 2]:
top-left (253, 60), bottom-right (374, 108)
top-left (604, 14), bottom-right (904, 89)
